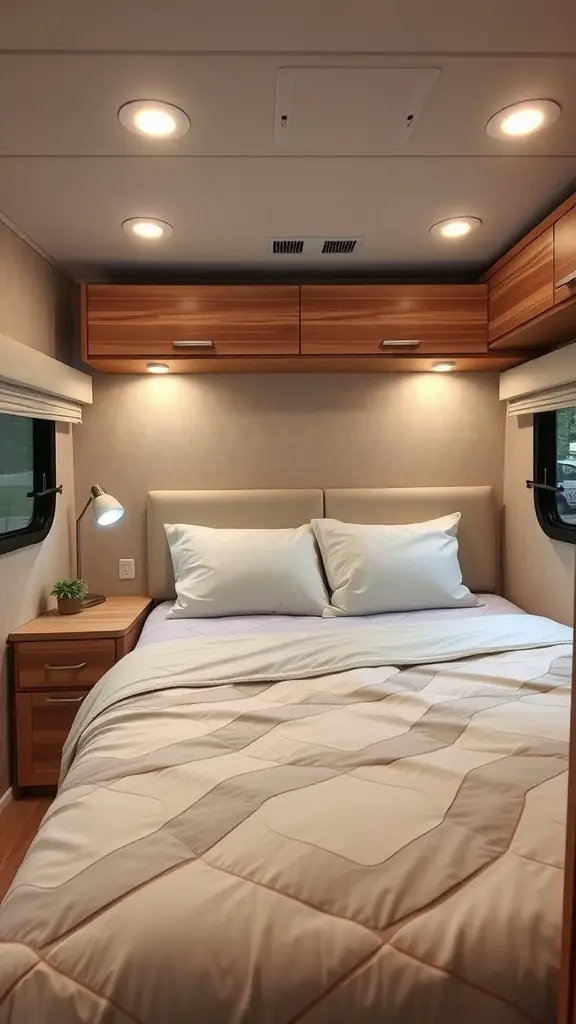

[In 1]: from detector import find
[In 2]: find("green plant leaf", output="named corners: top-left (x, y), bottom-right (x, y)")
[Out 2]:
top-left (50, 578), bottom-right (89, 599)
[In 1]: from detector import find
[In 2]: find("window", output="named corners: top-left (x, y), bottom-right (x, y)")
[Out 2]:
top-left (534, 406), bottom-right (576, 544)
top-left (0, 414), bottom-right (57, 555)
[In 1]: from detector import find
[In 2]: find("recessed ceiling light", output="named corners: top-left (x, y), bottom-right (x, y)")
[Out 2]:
top-left (122, 218), bottom-right (174, 241)
top-left (486, 99), bottom-right (561, 139)
top-left (429, 217), bottom-right (482, 241)
top-left (146, 363), bottom-right (170, 374)
top-left (431, 361), bottom-right (456, 373)
top-left (118, 100), bottom-right (190, 139)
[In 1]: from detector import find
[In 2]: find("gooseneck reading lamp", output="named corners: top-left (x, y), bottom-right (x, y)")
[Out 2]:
top-left (76, 485), bottom-right (125, 607)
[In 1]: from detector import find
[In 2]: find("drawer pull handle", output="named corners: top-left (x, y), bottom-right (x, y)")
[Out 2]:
top-left (44, 695), bottom-right (85, 704)
top-left (172, 340), bottom-right (214, 348)
top-left (555, 269), bottom-right (576, 288)
top-left (44, 662), bottom-right (88, 672)
top-left (380, 339), bottom-right (420, 347)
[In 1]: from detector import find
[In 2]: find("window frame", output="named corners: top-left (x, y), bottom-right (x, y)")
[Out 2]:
top-left (533, 409), bottom-right (576, 545)
top-left (0, 417), bottom-right (57, 556)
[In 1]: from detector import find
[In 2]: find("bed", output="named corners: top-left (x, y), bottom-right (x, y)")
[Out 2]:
top-left (0, 487), bottom-right (572, 1024)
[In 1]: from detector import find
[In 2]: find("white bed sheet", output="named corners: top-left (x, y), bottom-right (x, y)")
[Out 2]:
top-left (137, 593), bottom-right (523, 647)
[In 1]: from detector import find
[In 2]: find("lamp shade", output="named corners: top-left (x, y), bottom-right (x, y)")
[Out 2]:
top-left (90, 485), bottom-right (125, 527)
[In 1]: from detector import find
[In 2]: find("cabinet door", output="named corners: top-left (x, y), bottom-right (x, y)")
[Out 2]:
top-left (488, 228), bottom-right (554, 345)
top-left (300, 285), bottom-right (487, 355)
top-left (16, 690), bottom-right (89, 786)
top-left (85, 285), bottom-right (300, 357)
top-left (554, 205), bottom-right (576, 305)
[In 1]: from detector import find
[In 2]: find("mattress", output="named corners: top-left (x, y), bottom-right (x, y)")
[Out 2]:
top-left (137, 593), bottom-right (522, 647)
top-left (0, 612), bottom-right (570, 1024)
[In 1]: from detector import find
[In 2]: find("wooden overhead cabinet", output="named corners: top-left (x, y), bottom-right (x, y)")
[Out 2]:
top-left (80, 282), bottom-right (528, 373)
top-left (83, 284), bottom-right (300, 359)
top-left (300, 285), bottom-right (488, 355)
top-left (81, 189), bottom-right (576, 373)
top-left (555, 205), bottom-right (576, 306)
top-left (488, 228), bottom-right (554, 347)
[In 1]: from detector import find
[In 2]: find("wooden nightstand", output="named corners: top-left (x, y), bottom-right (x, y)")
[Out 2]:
top-left (9, 596), bottom-right (153, 791)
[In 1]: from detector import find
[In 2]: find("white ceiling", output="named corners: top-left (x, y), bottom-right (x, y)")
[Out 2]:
top-left (2, 0), bottom-right (576, 53)
top-left (0, 1), bottom-right (575, 278)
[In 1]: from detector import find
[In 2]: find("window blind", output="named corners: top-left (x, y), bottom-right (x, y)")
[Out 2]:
top-left (507, 382), bottom-right (576, 418)
top-left (0, 380), bottom-right (82, 423)
top-left (500, 340), bottom-right (576, 406)
top-left (0, 331), bottom-right (91, 423)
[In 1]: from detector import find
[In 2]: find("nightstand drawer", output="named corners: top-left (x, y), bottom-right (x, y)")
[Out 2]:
top-left (16, 640), bottom-right (115, 690)
top-left (15, 690), bottom-right (89, 786)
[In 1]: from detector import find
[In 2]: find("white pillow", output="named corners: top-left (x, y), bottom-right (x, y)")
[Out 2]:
top-left (164, 523), bottom-right (328, 618)
top-left (311, 514), bottom-right (478, 616)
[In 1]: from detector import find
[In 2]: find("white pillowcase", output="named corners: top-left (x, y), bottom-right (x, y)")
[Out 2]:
top-left (164, 523), bottom-right (328, 618)
top-left (311, 514), bottom-right (478, 616)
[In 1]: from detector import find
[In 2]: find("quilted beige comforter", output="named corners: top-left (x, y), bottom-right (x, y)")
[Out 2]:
top-left (0, 615), bottom-right (572, 1024)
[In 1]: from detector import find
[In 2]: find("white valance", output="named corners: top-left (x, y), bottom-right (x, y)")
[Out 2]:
top-left (0, 380), bottom-right (82, 423)
top-left (507, 382), bottom-right (576, 418)
top-left (500, 339), bottom-right (576, 418)
top-left (0, 331), bottom-right (92, 423)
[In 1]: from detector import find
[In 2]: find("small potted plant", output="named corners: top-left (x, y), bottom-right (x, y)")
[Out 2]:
top-left (50, 578), bottom-right (89, 615)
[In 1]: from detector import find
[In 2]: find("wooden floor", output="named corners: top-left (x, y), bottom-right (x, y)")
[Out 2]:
top-left (0, 797), bottom-right (52, 901)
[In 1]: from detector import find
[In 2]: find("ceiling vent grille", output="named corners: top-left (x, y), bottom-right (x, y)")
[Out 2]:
top-left (270, 239), bottom-right (305, 254)
top-left (266, 237), bottom-right (363, 256)
top-left (322, 239), bottom-right (358, 254)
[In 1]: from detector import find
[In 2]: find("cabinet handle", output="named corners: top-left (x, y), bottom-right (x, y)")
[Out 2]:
top-left (555, 269), bottom-right (576, 289)
top-left (44, 695), bottom-right (85, 704)
top-left (44, 662), bottom-right (88, 672)
top-left (172, 340), bottom-right (214, 348)
top-left (380, 339), bottom-right (420, 347)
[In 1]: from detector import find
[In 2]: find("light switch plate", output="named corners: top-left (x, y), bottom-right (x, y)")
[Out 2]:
top-left (118, 558), bottom-right (136, 580)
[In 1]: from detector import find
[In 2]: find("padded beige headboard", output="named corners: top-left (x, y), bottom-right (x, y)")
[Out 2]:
top-left (324, 486), bottom-right (498, 593)
top-left (147, 485), bottom-right (498, 600)
top-left (147, 489), bottom-right (324, 599)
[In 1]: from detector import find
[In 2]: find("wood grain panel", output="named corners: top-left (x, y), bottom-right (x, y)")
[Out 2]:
top-left (16, 691), bottom-right (89, 787)
top-left (115, 619), bottom-right (147, 659)
top-left (483, 191), bottom-right (576, 281)
top-left (488, 228), bottom-right (554, 344)
top-left (489, 293), bottom-right (576, 351)
top-left (301, 284), bottom-right (488, 355)
top-left (87, 353), bottom-right (529, 374)
top-left (80, 278), bottom-right (88, 363)
top-left (558, 573), bottom-right (576, 1024)
top-left (9, 596), bottom-right (153, 640)
top-left (85, 284), bottom-right (300, 357)
top-left (15, 639), bottom-right (115, 690)
top-left (555, 206), bottom-right (576, 305)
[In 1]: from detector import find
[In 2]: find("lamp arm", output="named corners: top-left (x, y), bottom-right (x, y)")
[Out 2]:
top-left (75, 497), bottom-right (93, 579)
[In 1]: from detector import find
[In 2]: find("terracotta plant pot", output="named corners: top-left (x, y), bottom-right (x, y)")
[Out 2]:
top-left (57, 597), bottom-right (83, 615)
